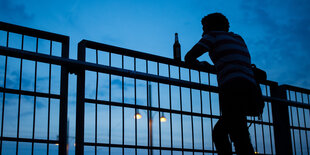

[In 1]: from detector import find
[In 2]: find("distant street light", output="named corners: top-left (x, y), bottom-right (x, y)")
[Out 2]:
top-left (160, 115), bottom-right (167, 122)
top-left (134, 111), bottom-right (166, 122)
top-left (134, 112), bottom-right (142, 119)
top-left (134, 84), bottom-right (167, 122)
top-left (133, 83), bottom-right (167, 155)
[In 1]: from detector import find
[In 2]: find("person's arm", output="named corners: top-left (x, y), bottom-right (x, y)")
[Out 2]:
top-left (185, 34), bottom-right (216, 70)
top-left (200, 61), bottom-right (213, 70)
top-left (185, 34), bottom-right (214, 63)
top-left (184, 43), bottom-right (207, 64)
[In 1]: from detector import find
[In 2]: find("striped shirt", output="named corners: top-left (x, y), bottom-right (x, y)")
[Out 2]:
top-left (197, 31), bottom-right (256, 86)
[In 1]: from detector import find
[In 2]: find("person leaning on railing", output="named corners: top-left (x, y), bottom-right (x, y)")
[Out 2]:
top-left (185, 13), bottom-right (263, 155)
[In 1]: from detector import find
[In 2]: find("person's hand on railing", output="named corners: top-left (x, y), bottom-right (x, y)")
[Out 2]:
top-left (185, 59), bottom-right (216, 72)
top-left (199, 61), bottom-right (214, 70)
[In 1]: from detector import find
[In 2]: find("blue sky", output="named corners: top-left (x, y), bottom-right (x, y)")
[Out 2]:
top-left (1, 0), bottom-right (309, 89)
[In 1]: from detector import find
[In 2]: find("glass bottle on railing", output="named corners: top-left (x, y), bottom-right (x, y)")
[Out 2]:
top-left (173, 33), bottom-right (181, 61)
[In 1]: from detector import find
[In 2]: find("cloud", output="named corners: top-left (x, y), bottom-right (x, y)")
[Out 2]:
top-left (239, 0), bottom-right (310, 88)
top-left (0, 0), bottom-right (34, 23)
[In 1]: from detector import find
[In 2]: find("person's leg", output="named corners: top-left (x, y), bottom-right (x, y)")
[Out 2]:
top-left (212, 118), bottom-right (232, 155)
top-left (221, 79), bottom-right (255, 155)
top-left (225, 115), bottom-right (254, 155)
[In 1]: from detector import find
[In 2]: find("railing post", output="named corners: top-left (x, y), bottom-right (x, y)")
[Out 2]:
top-left (76, 41), bottom-right (86, 155)
top-left (59, 38), bottom-right (69, 155)
top-left (270, 83), bottom-right (293, 154)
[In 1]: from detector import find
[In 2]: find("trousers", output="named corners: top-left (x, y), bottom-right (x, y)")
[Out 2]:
top-left (213, 78), bottom-right (257, 155)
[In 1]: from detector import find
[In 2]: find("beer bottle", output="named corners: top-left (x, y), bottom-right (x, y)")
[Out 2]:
top-left (173, 33), bottom-right (181, 61)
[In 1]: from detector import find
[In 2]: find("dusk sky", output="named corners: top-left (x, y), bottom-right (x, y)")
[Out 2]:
top-left (1, 0), bottom-right (309, 89)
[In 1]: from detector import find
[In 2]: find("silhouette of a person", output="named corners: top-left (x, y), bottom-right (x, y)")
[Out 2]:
top-left (185, 13), bottom-right (258, 155)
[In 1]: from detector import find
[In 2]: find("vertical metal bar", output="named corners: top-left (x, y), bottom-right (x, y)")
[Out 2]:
top-left (261, 121), bottom-right (266, 154)
top-left (157, 63), bottom-right (161, 155)
top-left (207, 73), bottom-right (214, 154)
top-left (271, 84), bottom-right (293, 155)
top-left (0, 64), bottom-right (5, 155)
top-left (260, 85), bottom-right (266, 154)
top-left (134, 58), bottom-right (137, 155)
top-left (47, 40), bottom-right (52, 155)
top-left (6, 31), bottom-right (9, 47)
top-left (295, 91), bottom-right (303, 154)
top-left (198, 71), bottom-right (205, 151)
top-left (288, 90), bottom-right (297, 154)
top-left (122, 55), bottom-right (124, 155)
top-left (179, 67), bottom-right (184, 155)
top-left (301, 93), bottom-right (309, 155)
top-left (109, 52), bottom-right (112, 155)
top-left (59, 38), bottom-right (69, 155)
top-left (16, 34), bottom-right (24, 155)
top-left (253, 117), bottom-right (258, 152)
top-left (168, 65), bottom-right (173, 155)
top-left (307, 94), bottom-right (310, 155)
top-left (146, 61), bottom-right (151, 155)
top-left (188, 69), bottom-right (194, 153)
top-left (0, 31), bottom-right (9, 155)
top-left (95, 49), bottom-right (98, 155)
top-left (31, 37), bottom-right (39, 155)
top-left (148, 80), bottom-right (153, 155)
top-left (265, 85), bottom-right (274, 154)
top-left (76, 41), bottom-right (86, 155)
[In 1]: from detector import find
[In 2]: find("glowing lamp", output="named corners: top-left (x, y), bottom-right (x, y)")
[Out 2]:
top-left (160, 116), bottom-right (167, 122)
top-left (134, 113), bottom-right (142, 119)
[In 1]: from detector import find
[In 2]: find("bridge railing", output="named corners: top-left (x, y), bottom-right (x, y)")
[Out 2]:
top-left (76, 39), bottom-right (309, 155)
top-left (76, 39), bottom-right (221, 154)
top-left (0, 21), bottom-right (309, 155)
top-left (0, 21), bottom-right (69, 155)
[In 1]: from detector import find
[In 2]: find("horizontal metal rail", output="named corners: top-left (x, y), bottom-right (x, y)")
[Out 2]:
top-left (84, 142), bottom-right (216, 153)
top-left (85, 98), bottom-right (221, 119)
top-left (83, 143), bottom-right (276, 155)
top-left (282, 84), bottom-right (310, 94)
top-left (0, 87), bottom-right (61, 99)
top-left (0, 46), bottom-right (219, 93)
top-left (80, 40), bottom-right (217, 73)
top-left (80, 39), bottom-right (278, 88)
top-left (0, 21), bottom-right (69, 44)
top-left (84, 98), bottom-right (273, 126)
top-left (0, 137), bottom-right (58, 144)
top-left (263, 96), bottom-right (310, 109)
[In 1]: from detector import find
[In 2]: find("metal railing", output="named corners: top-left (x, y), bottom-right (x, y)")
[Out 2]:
top-left (0, 21), bottom-right (309, 155)
top-left (0, 21), bottom-right (69, 155)
top-left (76, 40), bottom-right (221, 155)
top-left (282, 85), bottom-right (310, 154)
